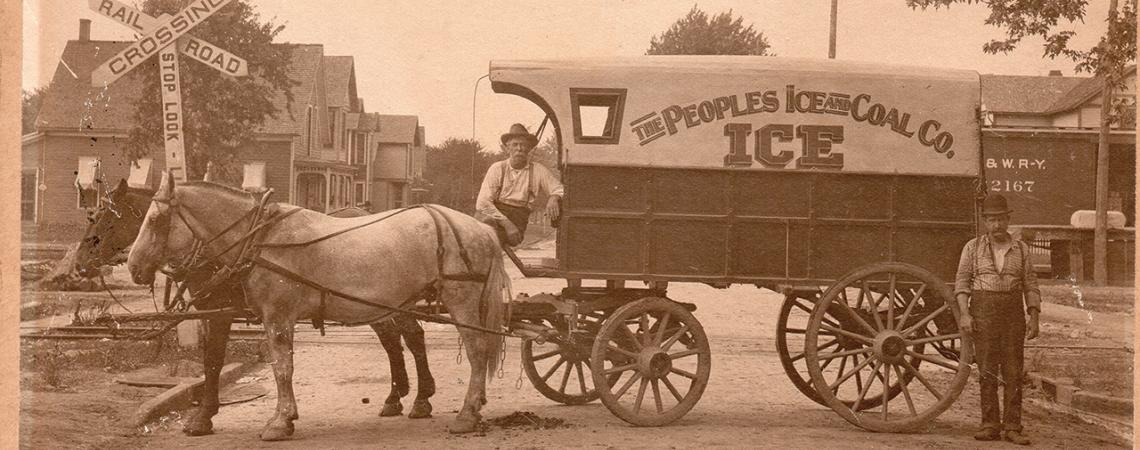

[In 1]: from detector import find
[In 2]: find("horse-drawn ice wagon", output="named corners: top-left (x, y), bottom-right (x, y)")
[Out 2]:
top-left (491, 56), bottom-right (981, 432)
top-left (83, 56), bottom-right (982, 439)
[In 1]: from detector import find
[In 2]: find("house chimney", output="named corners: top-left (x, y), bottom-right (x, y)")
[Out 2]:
top-left (1048, 70), bottom-right (1063, 77)
top-left (79, 19), bottom-right (91, 42)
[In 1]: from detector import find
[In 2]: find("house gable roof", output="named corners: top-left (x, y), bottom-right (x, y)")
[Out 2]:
top-left (1043, 65), bottom-right (1137, 114)
top-left (323, 56), bottom-right (355, 109)
top-left (979, 74), bottom-right (1087, 114)
top-left (372, 114), bottom-right (420, 144)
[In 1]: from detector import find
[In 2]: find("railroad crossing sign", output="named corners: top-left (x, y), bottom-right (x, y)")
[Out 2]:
top-left (89, 0), bottom-right (246, 182)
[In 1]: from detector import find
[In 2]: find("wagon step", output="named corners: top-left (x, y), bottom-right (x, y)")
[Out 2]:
top-left (503, 247), bottom-right (562, 277)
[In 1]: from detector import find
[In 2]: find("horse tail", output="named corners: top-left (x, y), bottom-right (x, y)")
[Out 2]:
top-left (479, 245), bottom-right (510, 381)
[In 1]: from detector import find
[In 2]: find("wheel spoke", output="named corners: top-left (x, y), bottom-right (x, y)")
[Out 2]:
top-left (532, 348), bottom-right (561, 362)
top-left (575, 362), bottom-right (588, 394)
top-left (670, 367), bottom-right (697, 380)
top-left (652, 379), bottom-right (664, 413)
top-left (902, 303), bottom-right (949, 336)
top-left (905, 349), bottom-right (960, 372)
top-left (604, 362), bottom-right (638, 375)
top-left (614, 372), bottom-right (642, 400)
top-left (669, 348), bottom-right (701, 360)
top-left (865, 280), bottom-right (885, 331)
top-left (820, 323), bottom-right (875, 345)
top-left (831, 299), bottom-right (879, 337)
top-left (606, 343), bottom-right (639, 359)
top-left (893, 364), bottom-right (917, 416)
top-left (893, 283), bottom-right (927, 331)
top-left (541, 357), bottom-right (566, 382)
top-left (817, 346), bottom-right (872, 362)
top-left (882, 362), bottom-right (891, 420)
top-left (661, 376), bottom-right (684, 402)
top-left (792, 297), bottom-right (815, 314)
top-left (833, 355), bottom-right (849, 393)
top-left (654, 312), bottom-right (671, 347)
top-left (619, 325), bottom-right (644, 351)
top-left (559, 361), bottom-right (572, 393)
top-left (828, 352), bottom-right (876, 391)
top-left (886, 274), bottom-right (897, 330)
top-left (908, 333), bottom-right (962, 346)
top-left (661, 324), bottom-right (690, 352)
top-left (851, 359), bottom-right (883, 411)
top-left (638, 313), bottom-right (650, 346)
top-left (900, 359), bottom-right (944, 400)
top-left (633, 377), bottom-right (649, 414)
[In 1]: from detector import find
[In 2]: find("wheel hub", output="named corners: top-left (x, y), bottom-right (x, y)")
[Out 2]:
top-left (874, 331), bottom-right (908, 364)
top-left (638, 350), bottom-right (672, 379)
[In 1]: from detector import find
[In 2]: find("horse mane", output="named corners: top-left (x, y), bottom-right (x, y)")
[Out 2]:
top-left (179, 180), bottom-right (259, 202)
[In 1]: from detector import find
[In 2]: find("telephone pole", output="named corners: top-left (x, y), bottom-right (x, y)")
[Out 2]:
top-left (829, 0), bottom-right (838, 58)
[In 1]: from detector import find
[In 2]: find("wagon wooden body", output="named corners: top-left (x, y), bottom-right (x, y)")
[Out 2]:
top-left (491, 57), bottom-right (982, 432)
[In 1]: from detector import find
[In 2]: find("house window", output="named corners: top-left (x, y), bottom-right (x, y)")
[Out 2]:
top-left (570, 88), bottom-right (627, 144)
top-left (392, 182), bottom-right (405, 209)
top-left (128, 158), bottom-right (153, 188)
top-left (75, 156), bottom-right (101, 209)
top-left (306, 108), bottom-right (314, 155)
top-left (327, 107), bottom-right (337, 147)
top-left (353, 133), bottom-right (366, 164)
top-left (354, 181), bottom-right (365, 205)
top-left (21, 169), bottom-right (37, 222)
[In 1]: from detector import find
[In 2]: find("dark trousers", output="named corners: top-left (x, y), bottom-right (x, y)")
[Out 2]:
top-left (970, 290), bottom-right (1026, 432)
top-left (490, 201), bottom-right (530, 246)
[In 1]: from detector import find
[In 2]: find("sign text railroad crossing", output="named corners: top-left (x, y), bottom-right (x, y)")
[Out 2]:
top-left (89, 0), bottom-right (246, 182)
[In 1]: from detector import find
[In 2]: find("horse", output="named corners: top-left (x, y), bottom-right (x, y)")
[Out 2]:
top-left (75, 178), bottom-right (440, 436)
top-left (126, 174), bottom-right (508, 440)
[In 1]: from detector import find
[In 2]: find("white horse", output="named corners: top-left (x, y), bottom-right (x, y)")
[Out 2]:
top-left (127, 173), bottom-right (508, 440)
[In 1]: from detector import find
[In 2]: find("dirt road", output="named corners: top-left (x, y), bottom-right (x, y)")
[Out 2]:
top-left (119, 253), bottom-right (1127, 449)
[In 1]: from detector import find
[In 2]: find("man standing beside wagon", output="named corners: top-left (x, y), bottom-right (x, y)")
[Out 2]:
top-left (954, 193), bottom-right (1041, 446)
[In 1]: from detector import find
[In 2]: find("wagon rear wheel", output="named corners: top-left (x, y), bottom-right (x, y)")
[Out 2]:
top-left (779, 291), bottom-right (923, 410)
top-left (804, 262), bottom-right (972, 432)
top-left (521, 311), bottom-right (611, 405)
top-left (590, 297), bottom-right (711, 426)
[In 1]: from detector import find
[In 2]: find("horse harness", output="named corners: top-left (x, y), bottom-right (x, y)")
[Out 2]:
top-left (156, 188), bottom-right (510, 337)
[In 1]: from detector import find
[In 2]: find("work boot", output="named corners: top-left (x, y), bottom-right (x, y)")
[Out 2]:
top-left (973, 428), bottom-right (1001, 441)
top-left (1003, 430), bottom-right (1031, 445)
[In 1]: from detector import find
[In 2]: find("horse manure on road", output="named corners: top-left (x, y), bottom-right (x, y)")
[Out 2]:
top-left (485, 411), bottom-right (569, 430)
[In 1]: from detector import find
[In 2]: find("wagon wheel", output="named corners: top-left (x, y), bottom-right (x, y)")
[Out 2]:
top-left (590, 297), bottom-right (711, 426)
top-left (804, 262), bottom-right (973, 432)
top-left (778, 291), bottom-right (924, 410)
top-left (521, 310), bottom-right (617, 405)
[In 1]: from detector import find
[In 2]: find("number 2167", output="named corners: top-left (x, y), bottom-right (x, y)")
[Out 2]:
top-left (990, 179), bottom-right (1035, 192)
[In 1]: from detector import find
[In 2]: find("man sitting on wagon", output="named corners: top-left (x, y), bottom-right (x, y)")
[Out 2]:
top-left (475, 123), bottom-right (564, 247)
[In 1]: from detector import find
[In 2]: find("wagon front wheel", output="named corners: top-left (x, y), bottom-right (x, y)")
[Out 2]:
top-left (590, 297), bottom-right (711, 427)
top-left (805, 262), bottom-right (973, 432)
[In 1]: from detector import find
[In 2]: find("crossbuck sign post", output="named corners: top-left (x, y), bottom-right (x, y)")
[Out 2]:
top-left (89, 0), bottom-right (247, 182)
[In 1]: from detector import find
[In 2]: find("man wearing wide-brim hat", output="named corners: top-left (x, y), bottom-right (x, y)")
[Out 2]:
top-left (475, 123), bottom-right (564, 247)
top-left (954, 193), bottom-right (1041, 445)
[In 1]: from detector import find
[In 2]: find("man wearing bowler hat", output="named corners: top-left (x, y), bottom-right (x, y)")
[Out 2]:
top-left (954, 193), bottom-right (1041, 445)
top-left (476, 123), bottom-right (564, 247)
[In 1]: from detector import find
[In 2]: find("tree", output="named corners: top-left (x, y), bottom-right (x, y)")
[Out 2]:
top-left (123, 0), bottom-right (296, 180)
top-left (647, 6), bottom-right (772, 55)
top-left (22, 88), bottom-right (45, 135)
top-left (421, 138), bottom-right (497, 213)
top-left (909, 0), bottom-right (1137, 285)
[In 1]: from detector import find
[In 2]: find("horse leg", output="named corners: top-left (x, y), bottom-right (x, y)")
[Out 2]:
top-left (449, 324), bottom-right (492, 434)
top-left (260, 319), bottom-right (298, 441)
top-left (184, 315), bottom-right (233, 436)
top-left (371, 320), bottom-right (410, 417)
top-left (401, 317), bottom-right (435, 419)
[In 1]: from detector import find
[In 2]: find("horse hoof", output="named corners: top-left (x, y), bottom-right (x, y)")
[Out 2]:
top-left (259, 423), bottom-right (294, 441)
top-left (408, 400), bottom-right (432, 419)
top-left (379, 401), bottom-right (403, 417)
top-left (182, 418), bottom-right (214, 436)
top-left (448, 415), bottom-right (480, 434)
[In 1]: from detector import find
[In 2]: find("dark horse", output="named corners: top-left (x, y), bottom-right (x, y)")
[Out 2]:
top-left (75, 179), bottom-right (435, 436)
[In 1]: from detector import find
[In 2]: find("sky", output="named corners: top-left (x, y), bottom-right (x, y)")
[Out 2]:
top-left (22, 0), bottom-right (1113, 149)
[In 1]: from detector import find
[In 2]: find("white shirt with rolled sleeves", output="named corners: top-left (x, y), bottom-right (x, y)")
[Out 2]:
top-left (476, 160), bottom-right (564, 222)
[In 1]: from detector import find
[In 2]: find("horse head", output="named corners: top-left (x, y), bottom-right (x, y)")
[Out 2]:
top-left (76, 178), bottom-right (155, 277)
top-left (127, 172), bottom-right (259, 286)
